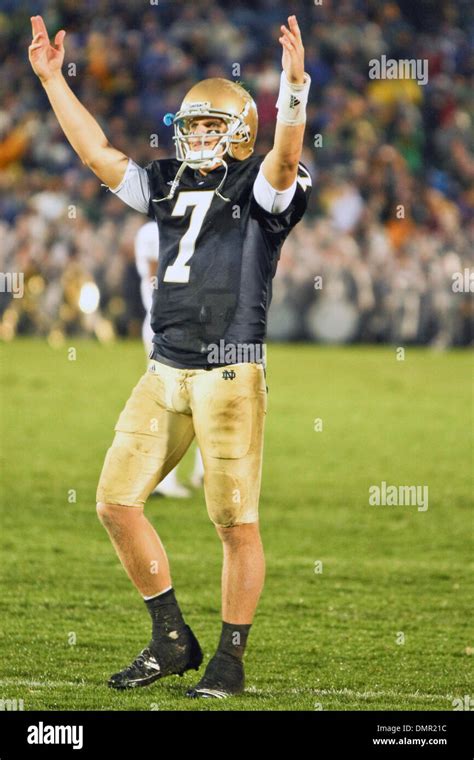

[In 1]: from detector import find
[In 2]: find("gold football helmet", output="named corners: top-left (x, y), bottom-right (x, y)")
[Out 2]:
top-left (174, 78), bottom-right (258, 164)
top-left (155, 79), bottom-right (258, 203)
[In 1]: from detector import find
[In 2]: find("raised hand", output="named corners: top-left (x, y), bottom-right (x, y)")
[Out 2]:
top-left (279, 15), bottom-right (305, 85)
top-left (28, 15), bottom-right (66, 83)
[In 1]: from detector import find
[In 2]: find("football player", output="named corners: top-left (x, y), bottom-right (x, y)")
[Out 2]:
top-left (134, 221), bottom-right (205, 498)
top-left (29, 13), bottom-right (312, 698)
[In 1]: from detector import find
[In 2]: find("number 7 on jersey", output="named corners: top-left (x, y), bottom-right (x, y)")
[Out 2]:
top-left (163, 191), bottom-right (214, 284)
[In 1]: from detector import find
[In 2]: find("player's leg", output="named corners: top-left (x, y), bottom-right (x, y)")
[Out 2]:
top-left (215, 521), bottom-right (265, 623)
top-left (186, 362), bottom-right (267, 698)
top-left (97, 503), bottom-right (171, 594)
top-left (142, 314), bottom-right (191, 499)
top-left (96, 364), bottom-right (202, 688)
top-left (190, 445), bottom-right (205, 488)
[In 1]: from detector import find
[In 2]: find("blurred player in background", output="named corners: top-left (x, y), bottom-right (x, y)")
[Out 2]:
top-left (135, 221), bottom-right (205, 498)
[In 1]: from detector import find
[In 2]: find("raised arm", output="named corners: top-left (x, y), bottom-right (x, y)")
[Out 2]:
top-left (261, 15), bottom-right (310, 190)
top-left (28, 15), bottom-right (128, 189)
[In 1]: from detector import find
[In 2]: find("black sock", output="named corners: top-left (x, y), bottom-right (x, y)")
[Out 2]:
top-left (145, 588), bottom-right (186, 642)
top-left (217, 621), bottom-right (251, 661)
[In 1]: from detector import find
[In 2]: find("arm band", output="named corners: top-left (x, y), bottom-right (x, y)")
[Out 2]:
top-left (108, 158), bottom-right (151, 214)
top-left (252, 167), bottom-right (297, 214)
top-left (276, 71), bottom-right (311, 126)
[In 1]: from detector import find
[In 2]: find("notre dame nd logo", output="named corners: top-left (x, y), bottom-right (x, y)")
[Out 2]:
top-left (222, 369), bottom-right (236, 380)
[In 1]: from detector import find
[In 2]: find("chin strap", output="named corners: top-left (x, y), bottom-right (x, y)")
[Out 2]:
top-left (212, 158), bottom-right (231, 203)
top-left (153, 160), bottom-right (189, 203)
top-left (153, 156), bottom-right (231, 204)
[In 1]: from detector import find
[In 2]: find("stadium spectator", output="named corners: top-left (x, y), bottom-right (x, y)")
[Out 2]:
top-left (1, 0), bottom-right (472, 346)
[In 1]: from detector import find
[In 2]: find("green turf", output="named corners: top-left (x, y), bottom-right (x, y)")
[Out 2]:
top-left (0, 339), bottom-right (472, 711)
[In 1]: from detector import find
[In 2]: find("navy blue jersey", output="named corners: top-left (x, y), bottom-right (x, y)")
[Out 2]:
top-left (145, 154), bottom-right (311, 368)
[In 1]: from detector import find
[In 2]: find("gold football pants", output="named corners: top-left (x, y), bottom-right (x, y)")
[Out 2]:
top-left (96, 360), bottom-right (267, 526)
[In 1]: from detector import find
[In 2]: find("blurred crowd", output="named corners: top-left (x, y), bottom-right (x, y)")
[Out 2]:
top-left (0, 0), bottom-right (472, 346)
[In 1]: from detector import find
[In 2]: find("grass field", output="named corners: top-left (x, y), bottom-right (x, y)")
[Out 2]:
top-left (0, 339), bottom-right (472, 711)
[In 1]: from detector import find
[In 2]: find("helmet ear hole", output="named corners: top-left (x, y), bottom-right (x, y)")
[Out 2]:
top-left (232, 124), bottom-right (250, 145)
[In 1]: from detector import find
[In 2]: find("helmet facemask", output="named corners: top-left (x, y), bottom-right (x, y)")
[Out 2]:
top-left (153, 80), bottom-right (257, 203)
top-left (173, 108), bottom-right (251, 169)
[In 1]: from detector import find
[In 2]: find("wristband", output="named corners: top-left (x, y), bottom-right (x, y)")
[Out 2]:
top-left (276, 71), bottom-right (311, 125)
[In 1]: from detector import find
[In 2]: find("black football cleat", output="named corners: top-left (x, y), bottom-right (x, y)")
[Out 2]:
top-left (108, 624), bottom-right (203, 690)
top-left (185, 650), bottom-right (244, 699)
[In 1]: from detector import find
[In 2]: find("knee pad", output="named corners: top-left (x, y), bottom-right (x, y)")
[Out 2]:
top-left (203, 466), bottom-right (258, 527)
top-left (96, 432), bottom-right (162, 508)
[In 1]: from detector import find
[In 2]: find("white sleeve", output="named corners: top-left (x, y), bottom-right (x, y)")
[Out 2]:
top-left (135, 222), bottom-right (159, 276)
top-left (252, 166), bottom-right (297, 214)
top-left (134, 222), bottom-right (159, 312)
top-left (109, 158), bottom-right (151, 214)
